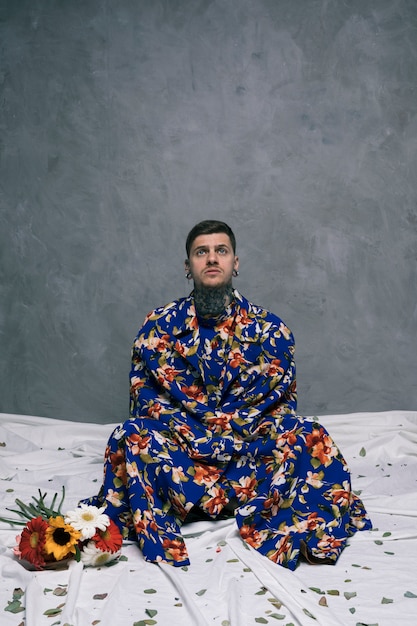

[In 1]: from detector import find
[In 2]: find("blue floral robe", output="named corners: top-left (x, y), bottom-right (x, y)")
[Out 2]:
top-left (84, 290), bottom-right (371, 569)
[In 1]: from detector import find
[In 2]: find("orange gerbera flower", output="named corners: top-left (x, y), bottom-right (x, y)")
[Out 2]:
top-left (18, 516), bottom-right (48, 568)
top-left (92, 519), bottom-right (123, 553)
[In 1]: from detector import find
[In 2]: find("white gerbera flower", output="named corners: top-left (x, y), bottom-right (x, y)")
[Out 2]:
top-left (80, 541), bottom-right (120, 567)
top-left (65, 504), bottom-right (109, 540)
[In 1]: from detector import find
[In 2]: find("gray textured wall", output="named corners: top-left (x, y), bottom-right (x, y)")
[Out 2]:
top-left (1, 0), bottom-right (416, 424)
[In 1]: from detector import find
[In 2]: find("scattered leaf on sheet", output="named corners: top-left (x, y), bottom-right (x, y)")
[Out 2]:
top-left (374, 540), bottom-right (383, 545)
top-left (302, 608), bottom-right (317, 619)
top-left (227, 558), bottom-right (239, 562)
top-left (349, 607), bottom-right (356, 613)
top-left (43, 603), bottom-right (65, 616)
top-left (133, 621), bottom-right (157, 626)
top-left (255, 587), bottom-right (267, 595)
top-left (381, 597), bottom-right (393, 603)
top-left (384, 551), bottom-right (395, 555)
top-left (53, 587), bottom-right (67, 596)
top-left (93, 593), bottom-right (108, 600)
top-left (344, 591), bottom-right (357, 600)
top-left (196, 589), bottom-right (207, 596)
top-left (326, 590), bottom-right (340, 596)
top-left (309, 587), bottom-right (325, 594)
top-left (144, 589), bottom-right (157, 594)
top-left (359, 447), bottom-right (366, 457)
top-left (221, 621), bottom-right (231, 626)
top-left (318, 596), bottom-right (327, 607)
top-left (404, 591), bottom-right (417, 598)
top-left (382, 532), bottom-right (391, 537)
top-left (4, 600), bottom-right (25, 614)
top-left (270, 614), bottom-right (286, 620)
top-left (92, 621), bottom-right (101, 625)
top-left (118, 555), bottom-right (128, 561)
top-left (254, 618), bottom-right (268, 624)
top-left (146, 609), bottom-right (158, 617)
top-left (268, 598), bottom-right (283, 609)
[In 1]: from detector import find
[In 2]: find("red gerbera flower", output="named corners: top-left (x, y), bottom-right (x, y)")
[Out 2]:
top-left (91, 519), bottom-right (123, 553)
top-left (18, 516), bottom-right (48, 568)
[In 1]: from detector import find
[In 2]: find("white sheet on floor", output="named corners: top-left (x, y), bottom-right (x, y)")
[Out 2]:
top-left (1, 410), bottom-right (416, 626)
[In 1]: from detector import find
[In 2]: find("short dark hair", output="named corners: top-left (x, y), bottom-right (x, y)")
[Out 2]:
top-left (185, 220), bottom-right (236, 257)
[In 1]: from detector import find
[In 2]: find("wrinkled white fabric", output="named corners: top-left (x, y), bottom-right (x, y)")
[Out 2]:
top-left (1, 410), bottom-right (416, 625)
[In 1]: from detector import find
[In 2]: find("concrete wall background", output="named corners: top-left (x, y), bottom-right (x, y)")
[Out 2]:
top-left (1, 0), bottom-right (416, 423)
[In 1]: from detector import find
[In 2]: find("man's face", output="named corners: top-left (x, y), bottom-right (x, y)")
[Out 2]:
top-left (186, 233), bottom-right (239, 290)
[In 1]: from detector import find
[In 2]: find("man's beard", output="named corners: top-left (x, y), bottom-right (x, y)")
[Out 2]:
top-left (193, 283), bottom-right (234, 318)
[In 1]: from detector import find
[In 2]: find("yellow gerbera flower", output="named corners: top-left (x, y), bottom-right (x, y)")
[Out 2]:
top-left (44, 516), bottom-right (81, 561)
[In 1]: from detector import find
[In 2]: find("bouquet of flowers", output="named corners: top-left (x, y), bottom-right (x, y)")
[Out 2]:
top-left (0, 489), bottom-right (123, 570)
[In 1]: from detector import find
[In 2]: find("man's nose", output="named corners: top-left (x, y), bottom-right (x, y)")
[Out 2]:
top-left (207, 249), bottom-right (218, 264)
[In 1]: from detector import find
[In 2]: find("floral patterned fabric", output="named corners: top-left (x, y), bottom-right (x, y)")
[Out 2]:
top-left (84, 290), bottom-right (371, 569)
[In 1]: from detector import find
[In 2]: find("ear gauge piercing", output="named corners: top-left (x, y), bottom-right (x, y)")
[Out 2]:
top-left (233, 269), bottom-right (239, 277)
top-left (186, 271), bottom-right (192, 279)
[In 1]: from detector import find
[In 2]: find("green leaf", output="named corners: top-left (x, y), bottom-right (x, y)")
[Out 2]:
top-left (4, 600), bottom-right (25, 614)
top-left (43, 607), bottom-right (64, 616)
top-left (404, 591), bottom-right (417, 598)
top-left (344, 591), bottom-right (357, 600)
top-left (309, 587), bottom-right (325, 594)
top-left (359, 447), bottom-right (366, 457)
top-left (143, 589), bottom-right (157, 594)
top-left (270, 614), bottom-right (286, 620)
top-left (326, 590), bottom-right (340, 596)
top-left (145, 609), bottom-right (158, 617)
top-left (382, 532), bottom-right (392, 537)
top-left (302, 608), bottom-right (317, 619)
top-left (196, 589), bottom-right (207, 596)
top-left (381, 597), bottom-right (393, 604)
top-left (255, 619), bottom-right (268, 624)
top-left (255, 587), bottom-right (267, 595)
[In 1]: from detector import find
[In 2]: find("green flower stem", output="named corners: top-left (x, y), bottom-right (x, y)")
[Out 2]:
top-left (0, 487), bottom-right (67, 527)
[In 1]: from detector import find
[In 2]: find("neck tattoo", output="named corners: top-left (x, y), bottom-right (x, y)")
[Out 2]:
top-left (193, 284), bottom-right (234, 318)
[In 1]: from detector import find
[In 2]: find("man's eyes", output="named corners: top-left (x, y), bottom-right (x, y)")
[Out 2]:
top-left (196, 247), bottom-right (228, 256)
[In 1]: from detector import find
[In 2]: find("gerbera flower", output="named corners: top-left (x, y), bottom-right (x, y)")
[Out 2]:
top-left (18, 516), bottom-right (48, 568)
top-left (80, 541), bottom-right (120, 567)
top-left (91, 519), bottom-right (123, 553)
top-left (65, 504), bottom-right (109, 540)
top-left (44, 516), bottom-right (81, 561)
